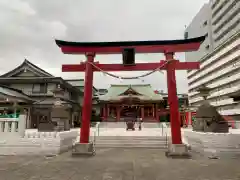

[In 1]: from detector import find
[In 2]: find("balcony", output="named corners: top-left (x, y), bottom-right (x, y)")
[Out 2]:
top-left (26, 91), bottom-right (53, 96)
top-left (210, 98), bottom-right (236, 107)
top-left (188, 91), bottom-right (199, 97)
top-left (220, 108), bottom-right (240, 115)
top-left (188, 49), bottom-right (240, 84)
top-left (189, 65), bottom-right (240, 91)
top-left (212, 0), bottom-right (236, 24)
top-left (211, 0), bottom-right (221, 10)
top-left (214, 18), bottom-right (240, 46)
top-left (190, 83), bottom-right (240, 104)
top-left (187, 37), bottom-right (240, 78)
top-left (213, 2), bottom-right (239, 34)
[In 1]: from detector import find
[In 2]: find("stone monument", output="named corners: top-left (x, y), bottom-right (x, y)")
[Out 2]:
top-left (51, 85), bottom-right (71, 131)
top-left (192, 85), bottom-right (229, 133)
top-left (38, 85), bottom-right (71, 132)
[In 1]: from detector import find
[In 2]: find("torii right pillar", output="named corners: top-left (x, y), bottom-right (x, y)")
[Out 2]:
top-left (165, 52), bottom-right (189, 158)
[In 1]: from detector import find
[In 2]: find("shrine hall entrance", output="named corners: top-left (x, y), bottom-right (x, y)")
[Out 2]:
top-left (121, 105), bottom-right (139, 119)
top-left (99, 84), bottom-right (162, 122)
top-left (121, 105), bottom-right (157, 121)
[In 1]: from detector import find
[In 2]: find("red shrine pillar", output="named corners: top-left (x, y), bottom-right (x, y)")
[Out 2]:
top-left (152, 104), bottom-right (155, 120)
top-left (185, 112), bottom-right (189, 126)
top-left (141, 107), bottom-right (144, 120)
top-left (80, 53), bottom-right (95, 143)
top-left (155, 104), bottom-right (158, 121)
top-left (116, 107), bottom-right (120, 121)
top-left (189, 112), bottom-right (193, 125)
top-left (156, 109), bottom-right (159, 122)
top-left (165, 52), bottom-right (182, 144)
top-left (106, 105), bottom-right (109, 120)
top-left (102, 105), bottom-right (107, 121)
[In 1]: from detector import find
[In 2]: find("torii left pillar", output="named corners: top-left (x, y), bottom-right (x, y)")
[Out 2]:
top-left (165, 52), bottom-right (182, 144)
top-left (73, 53), bottom-right (96, 156)
top-left (165, 52), bottom-right (189, 158)
top-left (80, 53), bottom-right (95, 143)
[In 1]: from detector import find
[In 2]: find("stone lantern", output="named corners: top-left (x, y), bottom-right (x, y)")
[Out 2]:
top-left (192, 85), bottom-right (229, 133)
top-left (197, 85), bottom-right (212, 100)
top-left (51, 84), bottom-right (72, 131)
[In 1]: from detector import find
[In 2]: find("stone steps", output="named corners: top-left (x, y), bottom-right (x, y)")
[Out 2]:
top-left (95, 136), bottom-right (166, 140)
top-left (95, 144), bottom-right (167, 149)
top-left (95, 139), bottom-right (166, 144)
top-left (94, 136), bottom-right (167, 149)
top-left (99, 122), bottom-right (161, 128)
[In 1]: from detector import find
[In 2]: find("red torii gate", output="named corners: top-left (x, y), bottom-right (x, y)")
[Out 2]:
top-left (55, 36), bottom-right (204, 147)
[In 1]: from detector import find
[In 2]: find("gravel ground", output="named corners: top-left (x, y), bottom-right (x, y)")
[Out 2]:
top-left (0, 148), bottom-right (240, 180)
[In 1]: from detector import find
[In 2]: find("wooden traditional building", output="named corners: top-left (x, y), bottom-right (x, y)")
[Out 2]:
top-left (0, 85), bottom-right (34, 127)
top-left (0, 59), bottom-right (97, 128)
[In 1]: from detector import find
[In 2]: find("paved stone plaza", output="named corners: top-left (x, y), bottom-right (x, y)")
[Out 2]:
top-left (0, 148), bottom-right (240, 180)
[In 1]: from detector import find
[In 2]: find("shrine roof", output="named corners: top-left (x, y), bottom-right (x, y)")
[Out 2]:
top-left (56, 36), bottom-right (205, 47)
top-left (98, 84), bottom-right (163, 102)
top-left (55, 36), bottom-right (205, 54)
top-left (0, 59), bottom-right (54, 78)
top-left (0, 85), bottom-right (33, 102)
top-left (0, 59), bottom-right (84, 94)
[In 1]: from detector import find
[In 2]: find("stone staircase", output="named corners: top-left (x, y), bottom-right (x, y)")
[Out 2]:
top-left (100, 122), bottom-right (126, 128)
top-left (100, 122), bottom-right (162, 129)
top-left (142, 123), bottom-right (161, 128)
top-left (95, 136), bottom-right (167, 149)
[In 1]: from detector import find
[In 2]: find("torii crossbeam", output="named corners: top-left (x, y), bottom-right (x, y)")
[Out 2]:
top-left (55, 36), bottom-right (205, 150)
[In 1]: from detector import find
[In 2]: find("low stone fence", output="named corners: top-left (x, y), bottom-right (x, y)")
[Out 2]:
top-left (0, 115), bottom-right (78, 156)
top-left (182, 129), bottom-right (240, 158)
top-left (0, 115), bottom-right (26, 138)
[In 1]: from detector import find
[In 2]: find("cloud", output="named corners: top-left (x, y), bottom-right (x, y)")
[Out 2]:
top-left (0, 0), bottom-right (36, 15)
top-left (0, 0), bottom-right (209, 93)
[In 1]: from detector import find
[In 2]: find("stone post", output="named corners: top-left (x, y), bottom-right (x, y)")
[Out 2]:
top-left (18, 114), bottom-right (27, 137)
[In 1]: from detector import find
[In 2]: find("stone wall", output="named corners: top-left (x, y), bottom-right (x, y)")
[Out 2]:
top-left (182, 129), bottom-right (240, 158)
top-left (0, 131), bottom-right (78, 155)
top-left (0, 115), bottom-right (78, 155)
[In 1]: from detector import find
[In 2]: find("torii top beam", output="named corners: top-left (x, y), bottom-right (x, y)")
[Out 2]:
top-left (55, 36), bottom-right (205, 54)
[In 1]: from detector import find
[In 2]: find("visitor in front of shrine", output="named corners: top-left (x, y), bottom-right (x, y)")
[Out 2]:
top-left (138, 118), bottom-right (143, 131)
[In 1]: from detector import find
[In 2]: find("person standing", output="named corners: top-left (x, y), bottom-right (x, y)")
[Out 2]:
top-left (138, 117), bottom-right (143, 131)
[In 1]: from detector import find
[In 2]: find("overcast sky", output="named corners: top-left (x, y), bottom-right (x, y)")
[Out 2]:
top-left (0, 0), bottom-right (209, 93)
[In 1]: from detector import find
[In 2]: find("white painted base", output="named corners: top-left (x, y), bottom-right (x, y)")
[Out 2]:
top-left (0, 131), bottom-right (78, 156)
top-left (72, 142), bottom-right (95, 156)
top-left (166, 144), bottom-right (190, 158)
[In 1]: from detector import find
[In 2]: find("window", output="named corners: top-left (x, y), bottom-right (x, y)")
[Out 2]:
top-left (184, 32), bottom-right (188, 39)
top-left (32, 83), bottom-right (47, 93)
top-left (203, 20), bottom-right (208, 26)
top-left (211, 0), bottom-right (220, 9)
top-left (205, 45), bottom-right (210, 50)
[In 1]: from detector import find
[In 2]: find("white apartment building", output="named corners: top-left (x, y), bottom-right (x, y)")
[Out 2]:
top-left (185, 0), bottom-right (240, 120)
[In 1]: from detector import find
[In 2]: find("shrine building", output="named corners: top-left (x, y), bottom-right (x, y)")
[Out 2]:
top-left (98, 84), bottom-right (190, 125)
